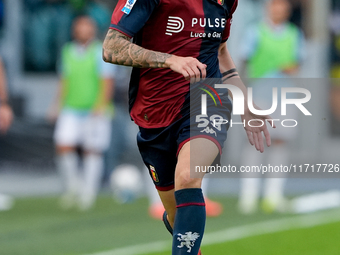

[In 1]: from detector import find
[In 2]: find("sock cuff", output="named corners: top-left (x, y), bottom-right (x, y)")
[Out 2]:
top-left (175, 188), bottom-right (205, 208)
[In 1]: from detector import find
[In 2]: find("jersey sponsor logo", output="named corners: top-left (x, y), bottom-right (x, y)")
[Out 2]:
top-left (165, 16), bottom-right (226, 38)
top-left (166, 16), bottom-right (185, 36)
top-left (121, 0), bottom-right (136, 15)
top-left (177, 232), bottom-right (200, 253)
top-left (191, 18), bottom-right (226, 28)
top-left (149, 165), bottom-right (159, 182)
top-left (217, 0), bottom-right (224, 5)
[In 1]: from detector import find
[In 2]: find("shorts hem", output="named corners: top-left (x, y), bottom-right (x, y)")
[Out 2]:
top-left (176, 135), bottom-right (222, 157)
top-left (155, 184), bottom-right (174, 191)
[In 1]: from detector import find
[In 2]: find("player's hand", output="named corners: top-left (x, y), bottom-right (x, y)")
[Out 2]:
top-left (241, 104), bottom-right (276, 153)
top-left (165, 55), bottom-right (207, 84)
top-left (0, 104), bottom-right (13, 134)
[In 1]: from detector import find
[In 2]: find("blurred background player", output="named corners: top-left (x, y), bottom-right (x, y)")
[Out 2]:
top-left (0, 55), bottom-right (14, 211)
top-left (329, 8), bottom-right (340, 135)
top-left (238, 0), bottom-right (305, 214)
top-left (0, 56), bottom-right (13, 135)
top-left (49, 16), bottom-right (115, 210)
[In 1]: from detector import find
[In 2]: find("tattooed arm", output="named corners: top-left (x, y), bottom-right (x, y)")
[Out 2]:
top-left (102, 29), bottom-right (207, 83)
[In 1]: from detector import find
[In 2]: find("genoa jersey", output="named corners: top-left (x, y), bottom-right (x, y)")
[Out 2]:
top-left (110, 0), bottom-right (238, 128)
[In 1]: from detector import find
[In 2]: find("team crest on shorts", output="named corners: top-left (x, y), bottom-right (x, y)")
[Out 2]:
top-left (217, 0), bottom-right (224, 5)
top-left (149, 165), bottom-right (159, 182)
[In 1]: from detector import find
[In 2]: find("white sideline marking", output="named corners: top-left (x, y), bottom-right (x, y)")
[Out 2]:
top-left (87, 209), bottom-right (340, 255)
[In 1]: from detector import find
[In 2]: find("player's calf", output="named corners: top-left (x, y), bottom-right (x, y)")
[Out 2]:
top-left (172, 188), bottom-right (205, 255)
top-left (163, 210), bottom-right (203, 255)
top-left (163, 211), bottom-right (173, 235)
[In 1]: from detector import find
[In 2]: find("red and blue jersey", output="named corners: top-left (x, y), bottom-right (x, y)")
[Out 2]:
top-left (110, 0), bottom-right (238, 128)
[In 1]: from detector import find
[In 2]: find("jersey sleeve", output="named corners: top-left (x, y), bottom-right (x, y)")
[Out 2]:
top-left (110, 0), bottom-right (159, 38)
top-left (221, 0), bottom-right (238, 42)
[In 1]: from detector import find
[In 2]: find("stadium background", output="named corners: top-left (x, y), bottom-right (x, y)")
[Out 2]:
top-left (0, 0), bottom-right (340, 254)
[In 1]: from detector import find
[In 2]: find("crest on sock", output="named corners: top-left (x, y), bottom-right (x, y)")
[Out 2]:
top-left (177, 232), bottom-right (200, 253)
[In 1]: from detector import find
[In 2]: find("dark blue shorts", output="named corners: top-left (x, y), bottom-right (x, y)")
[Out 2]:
top-left (137, 83), bottom-right (232, 191)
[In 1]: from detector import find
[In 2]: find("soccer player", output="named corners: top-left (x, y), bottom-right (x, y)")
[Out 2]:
top-left (238, 0), bottom-right (305, 214)
top-left (0, 56), bottom-right (14, 211)
top-left (0, 57), bottom-right (13, 135)
top-left (103, 0), bottom-right (274, 254)
top-left (50, 16), bottom-right (115, 210)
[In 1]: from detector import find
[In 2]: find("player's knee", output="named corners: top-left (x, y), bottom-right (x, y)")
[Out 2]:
top-left (175, 169), bottom-right (202, 190)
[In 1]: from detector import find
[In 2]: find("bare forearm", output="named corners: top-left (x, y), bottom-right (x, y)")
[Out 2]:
top-left (218, 43), bottom-right (236, 74)
top-left (102, 29), bottom-right (172, 68)
top-left (218, 43), bottom-right (246, 98)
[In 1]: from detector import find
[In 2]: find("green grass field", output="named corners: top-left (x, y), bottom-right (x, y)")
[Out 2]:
top-left (150, 221), bottom-right (340, 255)
top-left (1, 196), bottom-right (339, 255)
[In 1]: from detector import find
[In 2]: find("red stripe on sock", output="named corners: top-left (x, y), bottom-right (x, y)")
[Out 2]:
top-left (176, 202), bottom-right (206, 208)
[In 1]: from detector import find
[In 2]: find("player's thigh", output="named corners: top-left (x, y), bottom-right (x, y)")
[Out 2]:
top-left (54, 110), bottom-right (82, 148)
top-left (138, 129), bottom-right (177, 222)
top-left (137, 125), bottom-right (178, 191)
top-left (83, 114), bottom-right (112, 152)
top-left (175, 138), bottom-right (219, 191)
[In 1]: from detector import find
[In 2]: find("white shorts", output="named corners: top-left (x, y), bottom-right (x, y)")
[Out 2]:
top-left (54, 109), bottom-right (111, 152)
